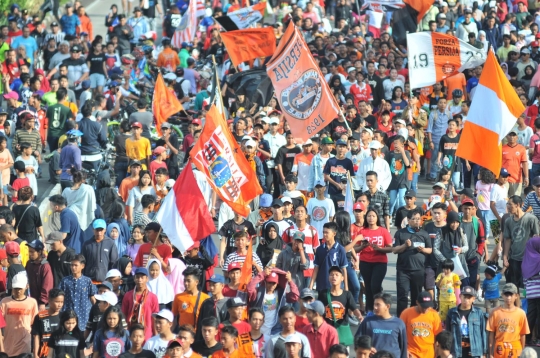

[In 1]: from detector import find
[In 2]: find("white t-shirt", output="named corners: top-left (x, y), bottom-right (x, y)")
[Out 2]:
top-left (307, 197), bottom-right (336, 238)
top-left (261, 292), bottom-right (278, 337)
top-left (488, 184), bottom-right (508, 221)
top-left (143, 334), bottom-right (176, 358)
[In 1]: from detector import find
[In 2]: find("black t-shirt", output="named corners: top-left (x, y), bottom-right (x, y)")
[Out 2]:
top-left (47, 247), bottom-right (77, 287)
top-left (192, 340), bottom-right (223, 357)
top-left (323, 157), bottom-right (355, 195)
top-left (119, 350), bottom-right (157, 358)
top-left (318, 289), bottom-right (358, 327)
top-left (32, 312), bottom-right (61, 354)
top-left (328, 119), bottom-right (350, 136)
top-left (218, 219), bottom-right (257, 257)
top-left (457, 307), bottom-right (472, 357)
top-left (114, 133), bottom-right (131, 163)
top-left (393, 228), bottom-right (432, 271)
top-left (361, 114), bottom-right (378, 129)
top-left (423, 221), bottom-right (444, 269)
top-left (87, 52), bottom-right (106, 75)
top-left (394, 206), bottom-right (425, 229)
top-left (7, 263), bottom-right (25, 293)
top-left (386, 151), bottom-right (411, 190)
top-left (13, 204), bottom-right (42, 242)
top-left (86, 303), bottom-right (102, 336)
top-left (275, 145), bottom-right (302, 178)
top-left (438, 133), bottom-right (461, 172)
top-left (155, 134), bottom-right (180, 170)
top-left (49, 331), bottom-right (86, 358)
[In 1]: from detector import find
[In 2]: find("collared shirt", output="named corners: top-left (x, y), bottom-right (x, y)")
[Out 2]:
top-left (302, 321), bottom-right (339, 358)
top-left (427, 110), bottom-right (451, 141)
top-left (356, 156), bottom-right (392, 191)
top-left (364, 189), bottom-right (390, 218)
top-left (58, 275), bottom-right (97, 330)
top-left (263, 132), bottom-right (286, 169)
top-left (313, 242), bottom-right (348, 291)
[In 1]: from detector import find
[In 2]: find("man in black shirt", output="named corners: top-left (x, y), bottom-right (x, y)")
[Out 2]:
top-left (155, 122), bottom-right (180, 179)
top-left (437, 118), bottom-right (461, 184)
top-left (46, 231), bottom-right (76, 288)
top-left (275, 131), bottom-right (301, 190)
top-left (193, 316), bottom-right (224, 356)
top-left (323, 139), bottom-right (355, 210)
top-left (392, 208), bottom-right (432, 317)
top-left (422, 202), bottom-right (447, 305)
top-left (218, 213), bottom-right (256, 267)
top-left (366, 61), bottom-right (385, 108)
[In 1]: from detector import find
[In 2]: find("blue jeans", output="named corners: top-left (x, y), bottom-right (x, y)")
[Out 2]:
top-left (389, 188), bottom-right (407, 216)
top-left (532, 163), bottom-right (540, 179)
top-left (451, 170), bottom-right (461, 189)
top-left (346, 264), bottom-right (360, 303)
top-left (429, 140), bottom-right (441, 179)
top-left (479, 209), bottom-right (491, 237)
top-left (411, 173), bottom-right (419, 192)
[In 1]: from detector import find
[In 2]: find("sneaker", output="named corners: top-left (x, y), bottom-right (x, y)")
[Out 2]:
top-left (348, 314), bottom-right (360, 326)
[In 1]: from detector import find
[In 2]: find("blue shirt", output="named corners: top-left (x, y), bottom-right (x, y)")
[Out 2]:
top-left (60, 207), bottom-right (84, 254)
top-left (11, 36), bottom-right (38, 64)
top-left (466, 77), bottom-right (479, 95)
top-left (60, 14), bottom-right (81, 36)
top-left (482, 272), bottom-right (502, 300)
top-left (58, 275), bottom-right (97, 330)
top-left (357, 315), bottom-right (408, 358)
top-left (313, 241), bottom-right (348, 291)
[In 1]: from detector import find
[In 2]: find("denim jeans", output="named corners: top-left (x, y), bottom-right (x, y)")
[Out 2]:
top-left (429, 141), bottom-right (441, 179)
top-left (346, 264), bottom-right (361, 303)
top-left (114, 161), bottom-right (129, 187)
top-left (389, 188), bottom-right (407, 216)
top-left (478, 209), bottom-right (491, 238)
top-left (411, 173), bottom-right (419, 192)
top-left (451, 170), bottom-right (461, 189)
top-left (533, 163), bottom-right (540, 180)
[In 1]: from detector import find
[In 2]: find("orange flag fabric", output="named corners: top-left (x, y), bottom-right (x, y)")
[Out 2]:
top-left (153, 73), bottom-right (184, 136)
top-left (238, 239), bottom-right (253, 293)
top-left (220, 27), bottom-right (276, 68)
top-left (267, 23), bottom-right (340, 141)
top-left (191, 105), bottom-right (263, 217)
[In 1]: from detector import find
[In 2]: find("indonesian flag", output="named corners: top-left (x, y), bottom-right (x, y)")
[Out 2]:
top-left (172, 0), bottom-right (198, 47)
top-left (407, 32), bottom-right (487, 89)
top-left (196, 0), bottom-right (206, 17)
top-left (215, 2), bottom-right (265, 31)
top-left (191, 105), bottom-right (263, 217)
top-left (155, 164), bottom-right (216, 252)
top-left (456, 51), bottom-right (525, 176)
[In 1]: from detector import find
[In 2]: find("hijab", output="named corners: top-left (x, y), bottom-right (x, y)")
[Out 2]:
top-left (522, 65), bottom-right (536, 81)
top-left (146, 258), bottom-right (175, 304)
top-left (106, 223), bottom-right (120, 240)
top-left (478, 30), bottom-right (489, 50)
top-left (117, 256), bottom-right (134, 292)
top-left (442, 211), bottom-right (462, 247)
top-left (501, 62), bottom-right (511, 79)
top-left (522, 236), bottom-right (540, 280)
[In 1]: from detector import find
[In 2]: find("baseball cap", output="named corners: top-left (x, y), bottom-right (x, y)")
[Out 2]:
top-left (281, 196), bottom-right (293, 204)
top-left (3, 92), bottom-right (19, 101)
top-left (329, 265), bottom-right (342, 274)
top-left (461, 197), bottom-right (475, 206)
top-left (71, 44), bottom-right (81, 53)
top-left (153, 309), bottom-right (174, 322)
top-left (97, 281), bottom-right (113, 291)
top-left (161, 122), bottom-right (172, 129)
top-left (461, 286), bottom-right (476, 296)
top-left (51, 21), bottom-right (59, 26)
top-left (192, 118), bottom-right (202, 126)
top-left (208, 274), bottom-right (225, 284)
top-left (135, 267), bottom-right (149, 276)
top-left (369, 141), bottom-right (381, 149)
top-left (271, 198), bottom-right (284, 207)
top-left (227, 262), bottom-right (242, 272)
top-left (93, 219), bottom-right (107, 230)
top-left (292, 231), bottom-right (305, 242)
top-left (304, 300), bottom-right (325, 316)
top-left (522, 48), bottom-right (531, 54)
top-left (321, 137), bottom-right (334, 145)
top-left (12, 272), bottom-right (28, 289)
top-left (432, 182), bottom-right (447, 190)
top-left (285, 333), bottom-right (303, 344)
top-left (109, 81), bottom-right (120, 87)
top-left (46, 231), bottom-right (64, 244)
top-left (245, 139), bottom-right (256, 148)
top-left (167, 339), bottom-right (182, 349)
top-left (95, 291), bottom-right (118, 306)
top-left (260, 116), bottom-right (270, 123)
top-left (165, 179), bottom-right (175, 189)
top-left (428, 195), bottom-right (444, 209)
top-left (153, 146), bottom-right (166, 155)
top-left (532, 41), bottom-right (540, 48)
top-left (81, 80), bottom-right (91, 89)
top-left (260, 193), bottom-right (273, 208)
top-left (464, 7), bottom-right (473, 13)
top-left (0, 108), bottom-right (7, 115)
top-left (27, 240), bottom-right (44, 251)
top-left (362, 127), bottom-right (373, 136)
top-left (133, 6), bottom-right (142, 12)
top-left (484, 265), bottom-right (497, 277)
top-left (314, 180), bottom-right (327, 187)
top-left (187, 241), bottom-right (201, 251)
top-left (266, 272), bottom-right (279, 283)
top-left (335, 139), bottom-right (348, 146)
top-left (456, 188), bottom-right (474, 198)
top-left (353, 202), bottom-right (365, 211)
top-left (131, 122), bottom-right (142, 128)
top-left (417, 291), bottom-right (434, 308)
top-left (227, 297), bottom-right (246, 308)
top-left (129, 160), bottom-right (142, 167)
top-left (405, 190), bottom-right (416, 198)
top-left (500, 168), bottom-right (510, 178)
top-left (269, 117), bottom-right (280, 125)
top-left (521, 347), bottom-right (538, 358)
top-left (5, 241), bottom-right (20, 256)
top-left (502, 283), bottom-right (518, 294)
top-left (300, 288), bottom-right (315, 299)
top-left (508, 128), bottom-right (518, 135)
top-left (106, 269), bottom-right (122, 279)
top-left (302, 139), bottom-right (313, 146)
top-left (438, 13), bottom-right (447, 18)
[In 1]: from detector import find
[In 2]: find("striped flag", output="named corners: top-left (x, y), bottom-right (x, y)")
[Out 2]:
top-left (215, 2), bottom-right (266, 31)
top-left (172, 0), bottom-right (198, 48)
top-left (196, 0), bottom-right (206, 17)
top-left (455, 51), bottom-right (525, 175)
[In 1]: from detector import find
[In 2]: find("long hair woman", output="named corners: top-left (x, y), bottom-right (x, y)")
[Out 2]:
top-left (62, 168), bottom-right (96, 231)
top-left (334, 211), bottom-right (361, 305)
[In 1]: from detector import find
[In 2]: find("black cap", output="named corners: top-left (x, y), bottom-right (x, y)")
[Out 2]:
top-left (71, 44), bottom-right (81, 53)
top-left (461, 286), bottom-right (476, 296)
top-left (129, 160), bottom-right (142, 167)
top-left (456, 188), bottom-right (474, 199)
top-left (145, 222), bottom-right (161, 232)
top-left (271, 199), bottom-right (283, 207)
top-left (329, 266), bottom-right (343, 274)
top-left (226, 297), bottom-right (246, 308)
top-left (405, 190), bottom-right (416, 198)
top-left (51, 21), bottom-right (59, 26)
top-left (417, 291), bottom-right (434, 308)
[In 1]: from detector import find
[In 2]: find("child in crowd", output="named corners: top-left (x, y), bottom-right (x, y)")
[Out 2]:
top-left (105, 268), bottom-right (125, 305)
top-left (119, 324), bottom-right (155, 358)
top-left (213, 326), bottom-right (239, 358)
top-left (33, 288), bottom-right (65, 358)
top-left (435, 259), bottom-right (461, 321)
top-left (8, 161), bottom-right (30, 202)
top-left (149, 147), bottom-right (167, 182)
top-left (147, 259), bottom-right (174, 310)
top-left (6, 241), bottom-right (24, 295)
top-left (93, 306), bottom-right (131, 356)
top-left (48, 310), bottom-right (86, 358)
top-left (15, 142), bottom-right (38, 196)
top-left (282, 174), bottom-right (307, 208)
top-left (482, 265), bottom-right (506, 313)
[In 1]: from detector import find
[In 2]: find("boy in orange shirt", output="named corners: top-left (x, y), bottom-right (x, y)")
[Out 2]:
top-left (212, 325), bottom-right (240, 358)
top-left (172, 267), bottom-right (209, 330)
top-left (400, 291), bottom-right (442, 358)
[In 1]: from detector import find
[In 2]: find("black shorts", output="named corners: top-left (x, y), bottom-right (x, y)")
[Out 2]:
top-left (424, 267), bottom-right (436, 290)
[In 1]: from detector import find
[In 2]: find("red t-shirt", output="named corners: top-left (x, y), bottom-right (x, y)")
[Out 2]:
top-left (222, 285), bottom-right (238, 298)
top-left (359, 227), bottom-right (393, 263)
top-left (121, 290), bottom-right (159, 341)
top-left (134, 243), bottom-right (172, 269)
top-left (12, 177), bottom-right (30, 202)
top-left (295, 314), bottom-right (310, 331)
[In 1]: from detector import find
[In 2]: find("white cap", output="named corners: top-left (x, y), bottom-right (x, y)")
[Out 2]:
top-left (398, 128), bottom-right (409, 138)
top-left (165, 179), bottom-right (176, 188)
top-left (302, 139), bottom-right (313, 146)
top-left (441, 1), bottom-right (448, 6)
top-left (259, 111), bottom-right (267, 117)
top-left (163, 73), bottom-right (177, 81)
top-left (369, 141), bottom-right (382, 149)
top-left (270, 117), bottom-right (280, 125)
top-left (395, 119), bottom-right (407, 126)
top-left (245, 139), bottom-right (257, 148)
top-left (153, 309), bottom-right (175, 322)
top-left (12, 272), bottom-right (28, 289)
top-left (105, 269), bottom-right (122, 280)
top-left (260, 116), bottom-right (271, 123)
top-left (241, 135), bottom-right (251, 141)
top-left (282, 196), bottom-right (293, 204)
top-left (94, 291), bottom-right (118, 306)
top-left (285, 333), bottom-right (303, 344)
top-left (428, 195), bottom-right (444, 209)
top-left (347, 67), bottom-right (356, 74)
top-left (362, 127), bottom-right (373, 136)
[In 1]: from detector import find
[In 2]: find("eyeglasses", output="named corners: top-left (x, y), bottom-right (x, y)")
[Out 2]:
top-left (503, 292), bottom-right (514, 296)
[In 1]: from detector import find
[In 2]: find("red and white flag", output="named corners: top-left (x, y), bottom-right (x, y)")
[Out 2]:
top-left (172, 0), bottom-right (198, 47)
top-left (154, 164), bottom-right (216, 252)
top-left (196, 0), bottom-right (206, 17)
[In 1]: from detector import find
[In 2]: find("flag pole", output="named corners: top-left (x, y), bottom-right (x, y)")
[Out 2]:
top-left (211, 55), bottom-right (227, 114)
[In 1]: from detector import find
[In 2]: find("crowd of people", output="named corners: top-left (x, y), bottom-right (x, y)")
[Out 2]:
top-left (2, 0), bottom-right (540, 357)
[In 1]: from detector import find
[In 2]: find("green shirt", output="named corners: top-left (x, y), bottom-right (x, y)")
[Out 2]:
top-left (516, 11), bottom-right (529, 29)
top-left (179, 48), bottom-right (190, 68)
top-left (46, 103), bottom-right (72, 138)
top-left (194, 91), bottom-right (210, 111)
top-left (0, 42), bottom-right (9, 63)
top-left (42, 91), bottom-right (58, 106)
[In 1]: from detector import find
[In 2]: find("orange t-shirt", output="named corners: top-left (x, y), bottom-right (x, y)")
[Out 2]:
top-left (487, 307), bottom-right (530, 343)
top-left (419, 86), bottom-right (433, 106)
top-left (502, 144), bottom-right (528, 183)
top-left (157, 47), bottom-right (181, 72)
top-left (119, 176), bottom-right (139, 202)
top-left (443, 73), bottom-right (466, 100)
top-left (400, 307), bottom-right (442, 358)
top-left (172, 291), bottom-right (209, 328)
top-left (211, 349), bottom-right (240, 358)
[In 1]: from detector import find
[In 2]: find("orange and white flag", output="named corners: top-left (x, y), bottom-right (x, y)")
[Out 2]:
top-left (267, 23), bottom-right (340, 141)
top-left (456, 51), bottom-right (525, 176)
top-left (407, 32), bottom-right (487, 89)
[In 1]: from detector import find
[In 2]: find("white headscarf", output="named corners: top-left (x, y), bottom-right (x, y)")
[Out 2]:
top-left (147, 258), bottom-right (175, 304)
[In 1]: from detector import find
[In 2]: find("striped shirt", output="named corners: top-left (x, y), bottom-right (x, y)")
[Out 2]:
top-left (523, 192), bottom-right (540, 220)
top-left (12, 129), bottom-right (42, 157)
top-left (223, 251), bottom-right (263, 277)
top-left (44, 31), bottom-right (66, 45)
top-left (526, 274), bottom-right (540, 299)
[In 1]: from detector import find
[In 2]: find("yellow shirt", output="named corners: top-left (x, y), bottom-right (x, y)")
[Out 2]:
top-left (59, 100), bottom-right (78, 117)
top-left (435, 272), bottom-right (461, 302)
top-left (125, 137), bottom-right (151, 170)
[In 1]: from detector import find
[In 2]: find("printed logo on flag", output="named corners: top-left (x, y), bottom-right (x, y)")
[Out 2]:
top-left (281, 69), bottom-right (323, 120)
top-left (194, 125), bottom-right (248, 202)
